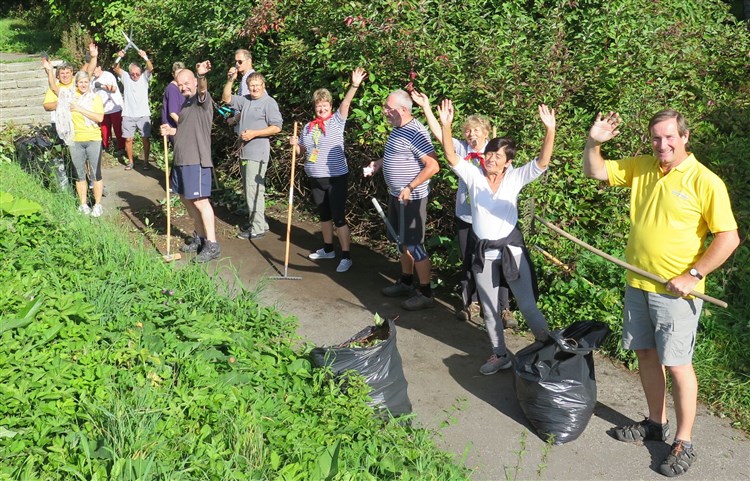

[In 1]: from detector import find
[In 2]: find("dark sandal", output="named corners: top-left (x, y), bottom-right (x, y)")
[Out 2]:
top-left (659, 440), bottom-right (696, 477)
top-left (611, 418), bottom-right (669, 442)
top-left (142, 163), bottom-right (151, 170)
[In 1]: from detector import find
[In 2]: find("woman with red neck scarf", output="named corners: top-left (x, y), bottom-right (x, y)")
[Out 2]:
top-left (291, 67), bottom-right (366, 273)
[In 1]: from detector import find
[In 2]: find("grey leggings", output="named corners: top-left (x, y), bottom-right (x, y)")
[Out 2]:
top-left (474, 253), bottom-right (549, 356)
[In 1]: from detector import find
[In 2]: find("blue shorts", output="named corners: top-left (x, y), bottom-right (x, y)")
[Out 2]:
top-left (171, 164), bottom-right (212, 200)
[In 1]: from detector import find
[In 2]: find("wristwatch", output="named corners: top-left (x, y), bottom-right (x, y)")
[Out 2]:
top-left (689, 268), bottom-right (703, 280)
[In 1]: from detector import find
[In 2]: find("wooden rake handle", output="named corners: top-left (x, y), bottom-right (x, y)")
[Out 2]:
top-left (281, 122), bottom-right (298, 276)
top-left (534, 215), bottom-right (728, 308)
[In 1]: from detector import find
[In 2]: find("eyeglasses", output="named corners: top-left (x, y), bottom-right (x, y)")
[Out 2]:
top-left (235, 59), bottom-right (244, 65)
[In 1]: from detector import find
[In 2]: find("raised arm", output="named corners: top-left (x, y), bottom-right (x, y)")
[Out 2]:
top-left (139, 50), bottom-right (154, 74)
top-left (582, 111), bottom-right (621, 181)
top-left (338, 67), bottom-right (366, 119)
top-left (535, 104), bottom-right (556, 170)
top-left (196, 60), bottom-right (211, 97)
top-left (41, 57), bottom-right (59, 95)
top-left (437, 99), bottom-right (459, 166)
top-left (113, 50), bottom-right (125, 76)
top-left (222, 67), bottom-right (237, 104)
top-left (411, 90), bottom-right (442, 142)
top-left (84, 43), bottom-right (98, 77)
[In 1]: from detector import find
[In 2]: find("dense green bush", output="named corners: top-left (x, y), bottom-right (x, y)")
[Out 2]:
top-left (40, 0), bottom-right (750, 430)
top-left (0, 162), bottom-right (470, 480)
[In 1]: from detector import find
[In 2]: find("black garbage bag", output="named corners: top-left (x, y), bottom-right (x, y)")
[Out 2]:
top-left (310, 318), bottom-right (412, 417)
top-left (14, 130), bottom-right (69, 191)
top-left (514, 320), bottom-right (611, 445)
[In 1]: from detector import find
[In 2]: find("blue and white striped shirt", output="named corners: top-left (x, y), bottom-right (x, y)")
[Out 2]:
top-left (383, 119), bottom-right (435, 199)
top-left (301, 111), bottom-right (348, 178)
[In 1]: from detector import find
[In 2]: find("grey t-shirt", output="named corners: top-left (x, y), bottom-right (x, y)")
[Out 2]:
top-left (228, 92), bottom-right (283, 161)
top-left (173, 91), bottom-right (213, 168)
top-left (118, 69), bottom-right (151, 117)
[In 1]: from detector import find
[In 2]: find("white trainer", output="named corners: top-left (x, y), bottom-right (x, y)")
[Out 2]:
top-left (309, 248), bottom-right (335, 260)
top-left (90, 204), bottom-right (103, 217)
top-left (78, 204), bottom-right (91, 215)
top-left (336, 258), bottom-right (353, 272)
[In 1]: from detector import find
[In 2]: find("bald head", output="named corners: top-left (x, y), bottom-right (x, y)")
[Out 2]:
top-left (176, 69), bottom-right (197, 97)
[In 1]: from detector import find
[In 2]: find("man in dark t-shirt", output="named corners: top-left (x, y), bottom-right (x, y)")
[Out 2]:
top-left (159, 60), bottom-right (220, 263)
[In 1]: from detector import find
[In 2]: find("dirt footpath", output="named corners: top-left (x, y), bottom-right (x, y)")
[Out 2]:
top-left (99, 162), bottom-right (749, 481)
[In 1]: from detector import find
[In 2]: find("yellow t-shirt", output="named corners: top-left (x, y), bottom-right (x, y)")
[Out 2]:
top-left (72, 92), bottom-right (104, 142)
top-left (606, 154), bottom-right (737, 294)
top-left (43, 80), bottom-right (74, 105)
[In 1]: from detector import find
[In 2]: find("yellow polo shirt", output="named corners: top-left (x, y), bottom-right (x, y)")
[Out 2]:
top-left (606, 154), bottom-right (737, 294)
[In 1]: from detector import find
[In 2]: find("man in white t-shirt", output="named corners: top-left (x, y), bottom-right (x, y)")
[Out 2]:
top-left (114, 48), bottom-right (153, 170)
top-left (92, 61), bottom-right (125, 153)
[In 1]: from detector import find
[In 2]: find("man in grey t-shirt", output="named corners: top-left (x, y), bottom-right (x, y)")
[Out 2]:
top-left (222, 70), bottom-right (283, 239)
top-left (114, 48), bottom-right (153, 170)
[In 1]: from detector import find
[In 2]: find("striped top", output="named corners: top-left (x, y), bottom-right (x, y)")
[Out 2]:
top-left (383, 119), bottom-right (435, 199)
top-left (301, 111), bottom-right (348, 178)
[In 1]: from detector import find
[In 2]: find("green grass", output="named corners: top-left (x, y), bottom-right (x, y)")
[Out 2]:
top-left (0, 17), bottom-right (60, 58)
top-left (0, 156), bottom-right (472, 481)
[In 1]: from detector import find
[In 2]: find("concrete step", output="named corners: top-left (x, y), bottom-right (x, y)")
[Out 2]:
top-left (2, 69), bottom-right (48, 82)
top-left (0, 59), bottom-right (57, 127)
top-left (0, 60), bottom-right (39, 73)
top-left (0, 77), bottom-right (49, 90)
top-left (1, 93), bottom-right (49, 109)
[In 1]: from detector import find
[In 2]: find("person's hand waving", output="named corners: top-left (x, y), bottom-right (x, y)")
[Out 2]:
top-left (588, 111), bottom-right (621, 144)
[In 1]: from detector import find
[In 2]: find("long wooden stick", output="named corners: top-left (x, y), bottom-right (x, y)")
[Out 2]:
top-left (277, 122), bottom-right (300, 279)
top-left (162, 135), bottom-right (180, 262)
top-left (534, 215), bottom-right (728, 308)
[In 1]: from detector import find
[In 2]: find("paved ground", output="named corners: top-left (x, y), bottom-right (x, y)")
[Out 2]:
top-left (97, 160), bottom-right (749, 481)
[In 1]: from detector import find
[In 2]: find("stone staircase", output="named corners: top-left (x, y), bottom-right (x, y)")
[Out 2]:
top-left (0, 54), bottom-right (60, 127)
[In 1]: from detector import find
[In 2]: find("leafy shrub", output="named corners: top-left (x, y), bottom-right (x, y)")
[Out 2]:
top-left (0, 163), bottom-right (470, 480)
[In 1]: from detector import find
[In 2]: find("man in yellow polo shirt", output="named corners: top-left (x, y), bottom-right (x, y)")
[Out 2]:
top-left (582, 109), bottom-right (739, 478)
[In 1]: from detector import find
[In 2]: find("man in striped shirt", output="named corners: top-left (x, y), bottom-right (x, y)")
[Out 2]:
top-left (366, 89), bottom-right (440, 310)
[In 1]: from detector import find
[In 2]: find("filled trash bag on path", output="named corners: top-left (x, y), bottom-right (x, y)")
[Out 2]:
top-left (14, 129), bottom-right (70, 191)
top-left (514, 320), bottom-right (611, 445)
top-left (310, 317), bottom-right (412, 417)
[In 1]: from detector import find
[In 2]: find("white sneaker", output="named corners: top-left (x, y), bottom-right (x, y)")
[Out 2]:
top-left (309, 248), bottom-right (335, 260)
top-left (78, 204), bottom-right (91, 215)
top-left (336, 258), bottom-right (353, 272)
top-left (90, 204), bottom-right (103, 217)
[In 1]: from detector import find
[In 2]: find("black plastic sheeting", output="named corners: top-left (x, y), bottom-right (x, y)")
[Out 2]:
top-left (514, 321), bottom-right (611, 444)
top-left (310, 318), bottom-right (412, 417)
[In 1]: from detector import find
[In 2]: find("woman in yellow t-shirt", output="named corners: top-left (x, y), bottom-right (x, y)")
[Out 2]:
top-left (43, 65), bottom-right (105, 216)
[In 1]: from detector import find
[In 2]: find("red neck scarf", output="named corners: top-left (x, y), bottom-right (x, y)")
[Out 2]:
top-left (465, 151), bottom-right (485, 169)
top-left (307, 113), bottom-right (333, 134)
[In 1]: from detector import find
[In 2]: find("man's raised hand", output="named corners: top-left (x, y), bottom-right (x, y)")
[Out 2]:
top-left (196, 60), bottom-right (212, 76)
top-left (588, 111), bottom-right (621, 144)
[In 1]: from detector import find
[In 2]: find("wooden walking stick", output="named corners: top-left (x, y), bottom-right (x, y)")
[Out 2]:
top-left (271, 122), bottom-right (302, 280)
top-left (162, 134), bottom-right (181, 262)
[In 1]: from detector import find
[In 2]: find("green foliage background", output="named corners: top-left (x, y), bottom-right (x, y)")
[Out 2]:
top-left (42, 0), bottom-right (750, 428)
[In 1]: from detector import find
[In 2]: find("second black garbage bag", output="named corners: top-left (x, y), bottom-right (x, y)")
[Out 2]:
top-left (514, 320), bottom-right (611, 444)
